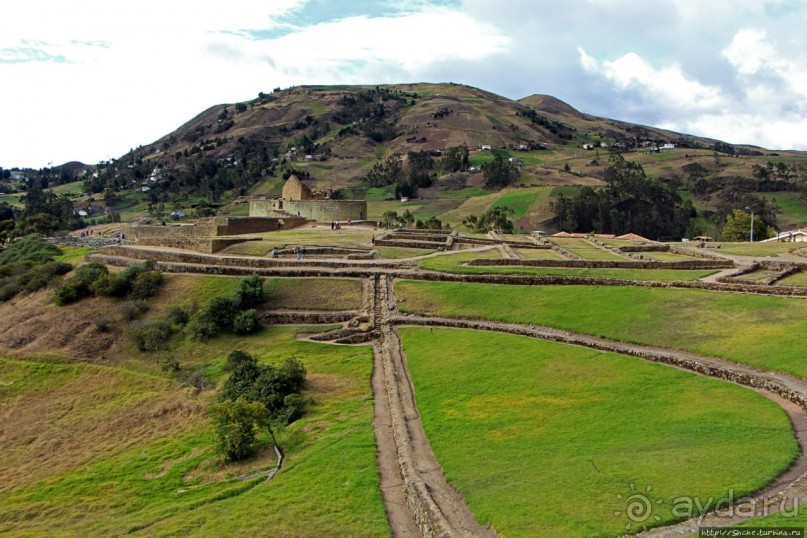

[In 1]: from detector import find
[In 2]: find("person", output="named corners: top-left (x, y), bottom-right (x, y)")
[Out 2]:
top-left (371, 235), bottom-right (375, 245)
top-left (301, 246), bottom-right (306, 259)
top-left (330, 221), bottom-right (334, 230)
top-left (272, 247), bottom-right (279, 258)
top-left (295, 246), bottom-right (301, 260)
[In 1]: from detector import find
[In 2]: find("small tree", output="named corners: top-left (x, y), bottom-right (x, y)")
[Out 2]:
top-left (209, 396), bottom-right (268, 461)
top-left (482, 154), bottom-right (519, 190)
top-left (236, 274), bottom-right (266, 308)
top-left (722, 209), bottom-right (770, 242)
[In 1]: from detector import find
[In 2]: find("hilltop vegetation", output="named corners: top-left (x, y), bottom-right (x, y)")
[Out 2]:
top-left (2, 83), bottom-right (807, 241)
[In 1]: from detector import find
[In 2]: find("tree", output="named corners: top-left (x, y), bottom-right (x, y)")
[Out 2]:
top-left (208, 396), bottom-right (268, 461)
top-left (482, 154), bottom-right (519, 190)
top-left (236, 274), bottom-right (266, 308)
top-left (721, 209), bottom-right (770, 242)
top-left (463, 206), bottom-right (515, 233)
top-left (441, 145), bottom-right (469, 173)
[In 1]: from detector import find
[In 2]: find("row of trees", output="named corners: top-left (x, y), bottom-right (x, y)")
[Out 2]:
top-left (552, 152), bottom-right (695, 240)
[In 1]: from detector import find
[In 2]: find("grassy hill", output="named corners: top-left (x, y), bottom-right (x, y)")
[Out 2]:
top-left (5, 82), bottom-right (806, 239)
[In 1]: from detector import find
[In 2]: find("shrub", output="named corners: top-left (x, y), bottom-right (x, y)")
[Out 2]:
top-left (204, 296), bottom-right (241, 331)
top-left (118, 299), bottom-right (150, 321)
top-left (54, 279), bottom-right (85, 306)
top-left (13, 261), bottom-right (72, 294)
top-left (0, 234), bottom-right (61, 266)
top-left (236, 275), bottom-right (267, 308)
top-left (0, 278), bottom-right (20, 301)
top-left (209, 397), bottom-right (268, 462)
top-left (55, 262), bottom-right (109, 305)
top-left (91, 273), bottom-right (130, 297)
top-left (167, 306), bottom-right (190, 326)
top-left (130, 270), bottom-right (164, 300)
top-left (232, 309), bottom-right (260, 334)
top-left (129, 320), bottom-right (173, 352)
top-left (186, 315), bottom-right (220, 340)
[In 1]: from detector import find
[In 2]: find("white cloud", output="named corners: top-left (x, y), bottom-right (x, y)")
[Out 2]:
top-left (578, 47), bottom-right (725, 111)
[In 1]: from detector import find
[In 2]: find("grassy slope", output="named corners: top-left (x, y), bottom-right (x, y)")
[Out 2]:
top-left (396, 282), bottom-right (807, 377)
top-left (0, 271), bottom-right (387, 537)
top-left (401, 328), bottom-right (796, 537)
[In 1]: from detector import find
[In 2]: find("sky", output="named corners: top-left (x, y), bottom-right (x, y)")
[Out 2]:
top-left (2, 0), bottom-right (807, 169)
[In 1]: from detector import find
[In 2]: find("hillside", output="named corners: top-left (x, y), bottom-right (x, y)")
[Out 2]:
top-left (6, 82), bottom-right (806, 238)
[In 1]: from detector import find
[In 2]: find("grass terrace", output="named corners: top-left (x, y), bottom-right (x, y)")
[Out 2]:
top-left (396, 282), bottom-right (807, 378)
top-left (375, 246), bottom-right (436, 259)
top-left (0, 322), bottom-right (387, 537)
top-left (416, 250), bottom-right (716, 280)
top-left (401, 327), bottom-right (797, 537)
top-left (682, 242), bottom-right (803, 258)
top-left (778, 271), bottom-right (807, 287)
top-left (219, 228), bottom-right (376, 256)
top-left (548, 238), bottom-right (628, 261)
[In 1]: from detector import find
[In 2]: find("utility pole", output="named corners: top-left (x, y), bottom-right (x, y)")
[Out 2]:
top-left (745, 206), bottom-right (755, 242)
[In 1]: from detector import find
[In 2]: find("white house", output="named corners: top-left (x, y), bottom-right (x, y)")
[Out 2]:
top-left (761, 228), bottom-right (807, 243)
top-left (661, 143), bottom-right (676, 150)
top-left (481, 145), bottom-right (492, 151)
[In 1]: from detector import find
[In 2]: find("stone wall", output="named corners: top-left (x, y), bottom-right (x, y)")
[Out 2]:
top-left (250, 199), bottom-right (367, 222)
top-left (466, 258), bottom-right (733, 270)
top-left (133, 236), bottom-right (259, 254)
top-left (213, 216), bottom-right (306, 235)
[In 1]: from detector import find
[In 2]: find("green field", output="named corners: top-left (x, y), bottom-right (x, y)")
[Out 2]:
top-left (416, 251), bottom-right (716, 281)
top-left (680, 241), bottom-right (802, 257)
top-left (219, 228), bottom-right (376, 255)
top-left (0, 325), bottom-right (387, 537)
top-left (375, 246), bottom-right (435, 259)
top-left (778, 271), bottom-right (807, 287)
top-left (401, 327), bottom-right (797, 537)
top-left (763, 192), bottom-right (807, 230)
top-left (396, 282), bottom-right (807, 377)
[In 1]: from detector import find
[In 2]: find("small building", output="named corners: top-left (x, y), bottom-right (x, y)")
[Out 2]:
top-left (481, 145), bottom-right (492, 151)
top-left (249, 175), bottom-right (367, 222)
top-left (762, 228), bottom-right (807, 243)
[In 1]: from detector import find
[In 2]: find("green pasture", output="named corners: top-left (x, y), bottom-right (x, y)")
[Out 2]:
top-left (764, 192), bottom-right (807, 229)
top-left (375, 246), bottom-right (435, 259)
top-left (778, 271), bottom-right (807, 287)
top-left (396, 282), bottom-right (807, 378)
top-left (401, 327), bottom-right (796, 537)
top-left (417, 250), bottom-right (714, 281)
top-left (0, 324), bottom-right (387, 537)
top-left (220, 228), bottom-right (376, 255)
top-left (680, 241), bottom-right (802, 257)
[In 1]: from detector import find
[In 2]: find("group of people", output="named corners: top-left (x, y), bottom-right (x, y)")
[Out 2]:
top-left (271, 246), bottom-right (307, 259)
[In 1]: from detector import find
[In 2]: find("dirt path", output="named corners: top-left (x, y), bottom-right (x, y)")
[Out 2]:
top-left (373, 276), bottom-right (497, 537)
top-left (393, 315), bottom-right (807, 535)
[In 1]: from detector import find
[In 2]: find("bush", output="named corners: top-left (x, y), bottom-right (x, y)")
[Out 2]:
top-left (130, 270), bottom-right (164, 300)
top-left (91, 273), bottom-right (130, 297)
top-left (55, 262), bottom-right (109, 306)
top-left (0, 278), bottom-right (20, 301)
top-left (209, 397), bottom-right (268, 462)
top-left (186, 315), bottom-right (220, 340)
top-left (167, 306), bottom-right (190, 326)
top-left (14, 260), bottom-right (71, 294)
top-left (0, 234), bottom-right (62, 266)
top-left (204, 296), bottom-right (241, 331)
top-left (236, 275), bottom-right (267, 308)
top-left (118, 299), bottom-right (150, 321)
top-left (220, 352), bottom-right (307, 423)
top-left (54, 279), bottom-right (85, 306)
top-left (129, 320), bottom-right (173, 352)
top-left (232, 309), bottom-right (260, 334)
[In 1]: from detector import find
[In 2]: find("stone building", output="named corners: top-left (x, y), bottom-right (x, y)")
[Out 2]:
top-left (249, 175), bottom-right (368, 222)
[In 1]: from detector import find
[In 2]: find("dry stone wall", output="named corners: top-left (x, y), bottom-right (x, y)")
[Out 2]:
top-left (466, 258), bottom-right (733, 270)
